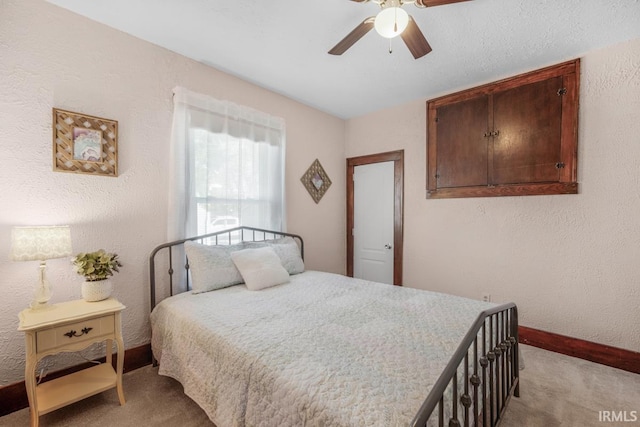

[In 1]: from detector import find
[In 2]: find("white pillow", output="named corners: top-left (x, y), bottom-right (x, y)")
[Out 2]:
top-left (230, 247), bottom-right (290, 291)
top-left (184, 241), bottom-right (246, 293)
top-left (245, 236), bottom-right (304, 275)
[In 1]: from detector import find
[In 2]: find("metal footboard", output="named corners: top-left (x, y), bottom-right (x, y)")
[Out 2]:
top-left (411, 303), bottom-right (519, 427)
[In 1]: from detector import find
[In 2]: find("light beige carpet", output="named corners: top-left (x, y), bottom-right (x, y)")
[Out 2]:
top-left (1, 344), bottom-right (638, 426)
top-left (501, 345), bottom-right (640, 426)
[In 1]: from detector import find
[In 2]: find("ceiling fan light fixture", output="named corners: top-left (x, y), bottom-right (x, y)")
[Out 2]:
top-left (374, 7), bottom-right (409, 39)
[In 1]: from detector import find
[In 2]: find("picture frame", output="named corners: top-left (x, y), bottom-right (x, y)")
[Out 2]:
top-left (52, 108), bottom-right (118, 177)
top-left (300, 159), bottom-right (332, 204)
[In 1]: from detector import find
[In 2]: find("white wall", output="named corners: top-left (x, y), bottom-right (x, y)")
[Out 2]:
top-left (0, 0), bottom-right (345, 386)
top-left (346, 38), bottom-right (640, 353)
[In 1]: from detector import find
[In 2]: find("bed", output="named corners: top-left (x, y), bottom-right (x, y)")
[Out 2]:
top-left (149, 227), bottom-right (519, 426)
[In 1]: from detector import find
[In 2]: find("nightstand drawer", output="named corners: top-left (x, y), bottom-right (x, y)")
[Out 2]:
top-left (36, 315), bottom-right (115, 353)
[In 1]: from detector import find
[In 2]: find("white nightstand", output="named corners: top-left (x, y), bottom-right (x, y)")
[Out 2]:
top-left (18, 298), bottom-right (126, 427)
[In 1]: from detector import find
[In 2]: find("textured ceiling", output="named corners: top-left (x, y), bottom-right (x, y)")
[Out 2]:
top-left (46, 0), bottom-right (640, 119)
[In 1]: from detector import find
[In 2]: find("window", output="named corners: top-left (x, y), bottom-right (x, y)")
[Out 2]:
top-left (168, 87), bottom-right (285, 240)
top-left (192, 128), bottom-right (283, 236)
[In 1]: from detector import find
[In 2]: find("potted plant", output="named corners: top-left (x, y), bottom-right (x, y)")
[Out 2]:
top-left (72, 250), bottom-right (122, 302)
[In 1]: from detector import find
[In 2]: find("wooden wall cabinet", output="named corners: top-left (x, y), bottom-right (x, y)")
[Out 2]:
top-left (427, 59), bottom-right (579, 199)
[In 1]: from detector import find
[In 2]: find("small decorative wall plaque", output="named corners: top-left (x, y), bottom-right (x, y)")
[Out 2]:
top-left (301, 159), bottom-right (331, 204)
top-left (52, 108), bottom-right (118, 177)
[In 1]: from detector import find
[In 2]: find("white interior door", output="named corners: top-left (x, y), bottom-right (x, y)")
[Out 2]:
top-left (353, 161), bottom-right (394, 284)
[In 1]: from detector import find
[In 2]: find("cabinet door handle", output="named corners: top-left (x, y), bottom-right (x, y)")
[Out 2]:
top-left (64, 327), bottom-right (93, 338)
top-left (492, 130), bottom-right (500, 137)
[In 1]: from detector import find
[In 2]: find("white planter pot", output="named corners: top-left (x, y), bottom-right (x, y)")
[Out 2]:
top-left (81, 279), bottom-right (113, 302)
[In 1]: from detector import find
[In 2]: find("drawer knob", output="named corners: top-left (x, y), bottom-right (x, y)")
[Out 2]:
top-left (64, 327), bottom-right (93, 338)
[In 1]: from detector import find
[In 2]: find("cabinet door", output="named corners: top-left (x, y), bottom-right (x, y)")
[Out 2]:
top-left (426, 59), bottom-right (578, 199)
top-left (492, 77), bottom-right (563, 185)
top-left (436, 95), bottom-right (489, 188)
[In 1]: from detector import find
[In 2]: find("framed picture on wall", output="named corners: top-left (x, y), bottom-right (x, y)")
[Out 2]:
top-left (52, 108), bottom-right (118, 177)
top-left (300, 159), bottom-right (331, 203)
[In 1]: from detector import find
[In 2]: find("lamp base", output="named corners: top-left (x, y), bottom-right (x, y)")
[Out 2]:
top-left (30, 261), bottom-right (53, 310)
top-left (29, 300), bottom-right (54, 311)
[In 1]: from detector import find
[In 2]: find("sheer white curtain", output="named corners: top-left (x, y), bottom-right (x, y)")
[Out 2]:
top-left (168, 87), bottom-right (286, 240)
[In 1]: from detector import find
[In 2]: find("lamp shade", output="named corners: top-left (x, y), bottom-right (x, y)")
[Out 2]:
top-left (11, 226), bottom-right (72, 261)
top-left (374, 7), bottom-right (409, 39)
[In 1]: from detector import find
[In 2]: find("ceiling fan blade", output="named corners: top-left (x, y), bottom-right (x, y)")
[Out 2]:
top-left (415, 0), bottom-right (471, 7)
top-left (328, 17), bottom-right (375, 55)
top-left (401, 16), bottom-right (432, 59)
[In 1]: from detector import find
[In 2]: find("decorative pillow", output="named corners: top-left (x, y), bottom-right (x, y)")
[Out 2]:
top-left (230, 247), bottom-right (290, 291)
top-left (184, 241), bottom-right (246, 294)
top-left (245, 236), bottom-right (304, 275)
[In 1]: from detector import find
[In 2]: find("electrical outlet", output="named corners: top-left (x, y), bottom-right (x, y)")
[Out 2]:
top-left (482, 293), bottom-right (491, 302)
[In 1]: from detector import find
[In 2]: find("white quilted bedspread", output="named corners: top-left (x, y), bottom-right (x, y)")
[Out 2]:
top-left (150, 270), bottom-right (495, 427)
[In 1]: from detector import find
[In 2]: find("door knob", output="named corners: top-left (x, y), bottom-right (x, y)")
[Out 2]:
top-left (384, 244), bottom-right (392, 249)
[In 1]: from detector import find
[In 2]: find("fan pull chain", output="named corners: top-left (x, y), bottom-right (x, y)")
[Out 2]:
top-left (390, 7), bottom-right (398, 54)
top-left (394, 7), bottom-right (398, 32)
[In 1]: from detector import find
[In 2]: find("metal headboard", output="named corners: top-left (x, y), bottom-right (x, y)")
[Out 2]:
top-left (149, 226), bottom-right (304, 311)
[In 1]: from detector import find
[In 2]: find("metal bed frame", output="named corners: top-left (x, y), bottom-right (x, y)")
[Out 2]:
top-left (149, 226), bottom-right (519, 427)
top-left (149, 226), bottom-right (304, 311)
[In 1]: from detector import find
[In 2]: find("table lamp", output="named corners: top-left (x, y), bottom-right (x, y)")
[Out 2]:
top-left (11, 225), bottom-right (72, 310)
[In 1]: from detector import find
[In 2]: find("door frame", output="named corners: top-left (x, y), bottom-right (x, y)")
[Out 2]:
top-left (346, 150), bottom-right (404, 286)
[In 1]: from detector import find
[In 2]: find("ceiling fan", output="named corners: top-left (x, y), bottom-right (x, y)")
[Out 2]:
top-left (329, 0), bottom-right (471, 59)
